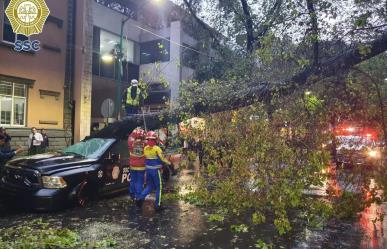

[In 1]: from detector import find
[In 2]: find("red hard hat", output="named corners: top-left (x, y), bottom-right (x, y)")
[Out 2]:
top-left (146, 131), bottom-right (157, 140)
top-left (131, 128), bottom-right (145, 139)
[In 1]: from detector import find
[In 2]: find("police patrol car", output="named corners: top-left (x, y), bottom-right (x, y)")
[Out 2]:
top-left (0, 117), bottom-right (176, 211)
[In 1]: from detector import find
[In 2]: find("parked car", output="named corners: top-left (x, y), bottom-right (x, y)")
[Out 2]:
top-left (0, 136), bottom-right (174, 211)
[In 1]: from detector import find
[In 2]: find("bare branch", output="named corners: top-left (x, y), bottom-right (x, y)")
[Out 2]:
top-left (182, 0), bottom-right (221, 45)
top-left (342, 24), bottom-right (387, 37)
top-left (306, 0), bottom-right (319, 67)
top-left (254, 0), bottom-right (283, 49)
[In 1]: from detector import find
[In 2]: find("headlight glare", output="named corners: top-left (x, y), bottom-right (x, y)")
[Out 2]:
top-left (42, 176), bottom-right (67, 189)
top-left (367, 149), bottom-right (380, 159)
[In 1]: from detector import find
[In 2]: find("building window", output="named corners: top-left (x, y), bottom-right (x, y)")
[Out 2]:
top-left (99, 29), bottom-right (134, 64)
top-left (140, 39), bottom-right (170, 64)
top-left (92, 27), bottom-right (137, 81)
top-left (0, 81), bottom-right (27, 126)
top-left (3, 0), bottom-right (29, 44)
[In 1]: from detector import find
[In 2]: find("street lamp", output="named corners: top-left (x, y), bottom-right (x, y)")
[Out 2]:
top-left (114, 0), bottom-right (163, 119)
top-left (101, 54), bottom-right (114, 63)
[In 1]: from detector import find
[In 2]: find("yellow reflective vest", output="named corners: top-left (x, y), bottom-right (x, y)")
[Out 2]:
top-left (126, 86), bottom-right (141, 106)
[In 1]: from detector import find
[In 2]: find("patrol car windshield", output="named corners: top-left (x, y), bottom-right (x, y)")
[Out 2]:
top-left (336, 135), bottom-right (375, 150)
top-left (61, 138), bottom-right (115, 159)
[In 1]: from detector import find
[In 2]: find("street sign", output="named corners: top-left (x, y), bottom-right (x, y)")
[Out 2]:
top-left (101, 98), bottom-right (114, 118)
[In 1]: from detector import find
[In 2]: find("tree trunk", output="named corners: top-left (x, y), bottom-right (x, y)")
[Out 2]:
top-left (240, 0), bottom-right (255, 53)
top-left (306, 0), bottom-right (319, 67)
top-left (291, 31), bottom-right (387, 84)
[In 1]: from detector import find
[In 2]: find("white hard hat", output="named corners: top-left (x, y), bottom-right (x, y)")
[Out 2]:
top-left (131, 79), bottom-right (138, 86)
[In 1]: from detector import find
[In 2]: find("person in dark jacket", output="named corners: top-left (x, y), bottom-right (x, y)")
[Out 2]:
top-left (41, 129), bottom-right (49, 152)
top-left (0, 146), bottom-right (24, 167)
top-left (0, 127), bottom-right (11, 150)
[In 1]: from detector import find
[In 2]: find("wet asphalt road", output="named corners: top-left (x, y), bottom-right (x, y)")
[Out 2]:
top-left (0, 169), bottom-right (386, 249)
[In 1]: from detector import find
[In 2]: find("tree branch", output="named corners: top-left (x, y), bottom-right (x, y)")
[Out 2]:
top-left (306, 0), bottom-right (319, 67)
top-left (239, 0), bottom-right (255, 53)
top-left (342, 24), bottom-right (387, 37)
top-left (292, 30), bottom-right (387, 84)
top-left (255, 0), bottom-right (283, 44)
top-left (352, 68), bottom-right (387, 146)
top-left (182, 0), bottom-right (221, 45)
top-left (201, 30), bottom-right (387, 113)
top-left (92, 32), bottom-right (387, 138)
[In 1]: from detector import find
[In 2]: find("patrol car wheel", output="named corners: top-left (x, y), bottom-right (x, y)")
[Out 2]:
top-left (76, 181), bottom-right (90, 207)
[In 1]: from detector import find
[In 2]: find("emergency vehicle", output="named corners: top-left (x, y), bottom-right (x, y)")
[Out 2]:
top-left (334, 123), bottom-right (383, 166)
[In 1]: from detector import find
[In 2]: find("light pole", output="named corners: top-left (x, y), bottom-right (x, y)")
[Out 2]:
top-left (114, 0), bottom-right (164, 119)
top-left (114, 16), bottom-right (130, 119)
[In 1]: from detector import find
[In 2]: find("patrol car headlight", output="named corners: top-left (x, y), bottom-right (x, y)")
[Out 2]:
top-left (42, 176), bottom-right (67, 189)
top-left (367, 149), bottom-right (380, 159)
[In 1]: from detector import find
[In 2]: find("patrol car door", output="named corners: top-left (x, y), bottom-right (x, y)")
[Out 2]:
top-left (100, 140), bottom-right (130, 193)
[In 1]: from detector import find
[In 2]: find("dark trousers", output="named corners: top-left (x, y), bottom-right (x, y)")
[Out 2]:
top-left (29, 146), bottom-right (42, 155)
top-left (125, 106), bottom-right (140, 116)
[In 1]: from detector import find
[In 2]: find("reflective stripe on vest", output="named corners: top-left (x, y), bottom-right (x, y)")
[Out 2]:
top-left (126, 87), bottom-right (141, 106)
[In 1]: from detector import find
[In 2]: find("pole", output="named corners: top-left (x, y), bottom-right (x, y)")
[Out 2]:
top-left (115, 17), bottom-right (129, 119)
top-left (142, 107), bottom-right (148, 132)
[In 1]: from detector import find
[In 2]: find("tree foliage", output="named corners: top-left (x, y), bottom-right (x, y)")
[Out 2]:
top-left (181, 97), bottom-right (331, 234)
top-left (173, 0), bottom-right (386, 114)
top-left (176, 52), bottom-right (386, 235)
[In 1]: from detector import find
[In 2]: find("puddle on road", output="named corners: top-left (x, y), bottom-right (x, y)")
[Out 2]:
top-left (0, 169), bottom-right (386, 249)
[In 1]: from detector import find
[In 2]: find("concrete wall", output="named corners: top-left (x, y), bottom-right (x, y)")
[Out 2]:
top-left (139, 21), bottom-right (182, 102)
top-left (91, 77), bottom-right (115, 120)
top-left (93, 1), bottom-right (142, 43)
top-left (73, 0), bottom-right (93, 142)
top-left (182, 33), bottom-right (197, 47)
top-left (140, 27), bottom-right (171, 43)
top-left (7, 128), bottom-right (70, 151)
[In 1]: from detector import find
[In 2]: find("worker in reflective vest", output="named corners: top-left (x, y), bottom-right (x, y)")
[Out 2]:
top-left (122, 79), bottom-right (144, 116)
